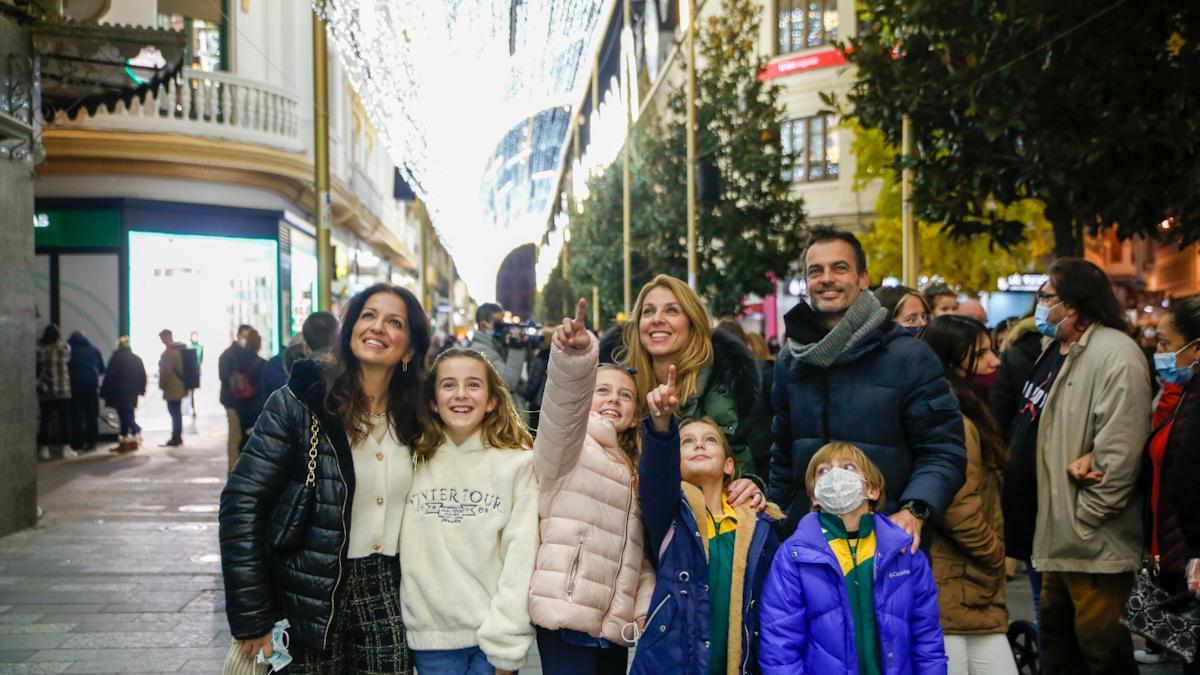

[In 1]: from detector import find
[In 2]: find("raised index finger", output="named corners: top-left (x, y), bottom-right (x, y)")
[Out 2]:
top-left (666, 364), bottom-right (677, 393)
top-left (574, 298), bottom-right (588, 328)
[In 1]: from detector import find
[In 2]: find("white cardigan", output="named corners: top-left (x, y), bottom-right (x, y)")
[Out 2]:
top-left (347, 420), bottom-right (411, 559)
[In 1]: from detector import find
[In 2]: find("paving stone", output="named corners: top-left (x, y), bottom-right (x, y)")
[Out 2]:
top-left (59, 631), bottom-right (215, 650)
top-left (0, 636), bottom-right (70, 652)
top-left (63, 658), bottom-right (186, 673)
top-left (0, 628), bottom-right (74, 637)
top-left (2, 609), bottom-right (104, 618)
top-left (0, 652), bottom-right (39, 666)
top-left (0, 662), bottom-right (72, 674)
top-left (0, 617), bottom-right (41, 627)
top-left (177, 657), bottom-right (226, 674)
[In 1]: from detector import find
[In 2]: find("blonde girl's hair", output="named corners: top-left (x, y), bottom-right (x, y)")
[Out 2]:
top-left (412, 348), bottom-right (532, 465)
top-left (680, 417), bottom-right (737, 487)
top-left (804, 441), bottom-right (886, 512)
top-left (616, 274), bottom-right (714, 404)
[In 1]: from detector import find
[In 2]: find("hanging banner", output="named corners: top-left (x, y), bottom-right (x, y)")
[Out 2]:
top-left (759, 48), bottom-right (847, 81)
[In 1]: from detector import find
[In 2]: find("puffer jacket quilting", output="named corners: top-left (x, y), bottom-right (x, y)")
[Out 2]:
top-left (759, 512), bottom-right (947, 674)
top-left (219, 358), bottom-right (356, 651)
top-left (529, 339), bottom-right (654, 645)
top-left (768, 302), bottom-right (966, 536)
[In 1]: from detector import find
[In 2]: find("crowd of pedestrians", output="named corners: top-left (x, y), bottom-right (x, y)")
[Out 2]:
top-left (205, 225), bottom-right (1200, 674)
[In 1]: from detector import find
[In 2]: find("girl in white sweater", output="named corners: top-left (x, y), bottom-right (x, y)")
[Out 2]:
top-left (400, 348), bottom-right (537, 675)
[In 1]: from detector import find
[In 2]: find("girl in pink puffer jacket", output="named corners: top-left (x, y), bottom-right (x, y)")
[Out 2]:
top-left (528, 300), bottom-right (654, 674)
top-left (529, 300), bottom-right (765, 674)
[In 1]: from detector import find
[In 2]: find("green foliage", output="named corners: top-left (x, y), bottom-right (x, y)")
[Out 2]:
top-left (841, 0), bottom-right (1200, 257)
top-left (852, 124), bottom-right (1053, 293)
top-left (540, 0), bottom-right (807, 323)
top-left (651, 0), bottom-right (808, 314)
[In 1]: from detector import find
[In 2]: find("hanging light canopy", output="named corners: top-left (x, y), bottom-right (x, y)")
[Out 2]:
top-left (314, 0), bottom-right (609, 300)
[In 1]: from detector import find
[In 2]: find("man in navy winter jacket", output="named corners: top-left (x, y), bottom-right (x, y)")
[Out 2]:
top-left (768, 227), bottom-right (966, 543)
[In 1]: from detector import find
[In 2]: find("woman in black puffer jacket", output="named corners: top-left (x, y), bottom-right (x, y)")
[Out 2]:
top-left (219, 283), bottom-right (430, 673)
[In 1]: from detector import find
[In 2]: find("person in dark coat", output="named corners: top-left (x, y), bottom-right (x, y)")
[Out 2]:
top-left (259, 336), bottom-right (302, 399)
top-left (230, 329), bottom-right (268, 454)
top-left (990, 312), bottom-right (1042, 438)
top-left (36, 324), bottom-right (72, 460)
top-left (219, 283), bottom-right (430, 671)
top-left (100, 337), bottom-right (147, 451)
top-left (1142, 298), bottom-right (1200, 674)
top-left (66, 331), bottom-right (105, 450)
top-left (219, 324), bottom-right (253, 472)
top-left (768, 226), bottom-right (966, 543)
top-left (523, 334), bottom-right (551, 434)
top-left (715, 321), bottom-right (777, 485)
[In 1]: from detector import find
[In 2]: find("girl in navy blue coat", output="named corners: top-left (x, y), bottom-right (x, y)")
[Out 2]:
top-left (631, 366), bottom-right (781, 675)
top-left (758, 441), bottom-right (947, 675)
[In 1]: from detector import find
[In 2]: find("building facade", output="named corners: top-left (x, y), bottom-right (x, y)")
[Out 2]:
top-left (33, 0), bottom-right (454, 424)
top-left (538, 0), bottom-right (875, 333)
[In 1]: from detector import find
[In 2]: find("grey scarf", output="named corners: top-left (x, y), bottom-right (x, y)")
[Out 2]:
top-left (789, 291), bottom-right (889, 368)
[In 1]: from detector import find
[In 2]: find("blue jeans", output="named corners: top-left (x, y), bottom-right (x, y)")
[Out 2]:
top-left (116, 407), bottom-right (140, 436)
top-left (166, 400), bottom-right (182, 442)
top-left (412, 647), bottom-right (501, 675)
top-left (1025, 558), bottom-right (1042, 634)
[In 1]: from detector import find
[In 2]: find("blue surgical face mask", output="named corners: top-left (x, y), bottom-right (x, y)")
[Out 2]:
top-left (1155, 341), bottom-right (1198, 386)
top-left (903, 325), bottom-right (922, 337)
top-left (1034, 302), bottom-right (1063, 339)
top-left (255, 618), bottom-right (292, 672)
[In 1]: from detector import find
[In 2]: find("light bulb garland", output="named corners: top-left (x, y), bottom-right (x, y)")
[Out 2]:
top-left (314, 0), bottom-right (608, 299)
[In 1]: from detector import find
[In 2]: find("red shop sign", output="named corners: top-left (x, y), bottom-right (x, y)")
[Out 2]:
top-left (759, 48), bottom-right (847, 81)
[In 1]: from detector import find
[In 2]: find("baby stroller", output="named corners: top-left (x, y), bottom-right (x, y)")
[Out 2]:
top-left (1008, 620), bottom-right (1040, 675)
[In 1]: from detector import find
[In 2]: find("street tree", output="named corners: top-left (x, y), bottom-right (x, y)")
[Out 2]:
top-left (840, 0), bottom-right (1200, 257)
top-left (540, 0), bottom-right (807, 322)
top-left (851, 124), bottom-right (1054, 293)
top-left (643, 0), bottom-right (807, 315)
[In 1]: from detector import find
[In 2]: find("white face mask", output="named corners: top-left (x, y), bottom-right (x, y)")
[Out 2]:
top-left (813, 467), bottom-right (867, 514)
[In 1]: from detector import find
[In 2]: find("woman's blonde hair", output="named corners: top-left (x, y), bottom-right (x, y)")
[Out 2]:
top-left (412, 348), bottom-right (532, 464)
top-left (616, 275), bottom-right (714, 403)
top-left (804, 441), bottom-right (886, 511)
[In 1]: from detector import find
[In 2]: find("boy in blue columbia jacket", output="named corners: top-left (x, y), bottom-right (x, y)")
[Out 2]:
top-left (631, 367), bottom-right (781, 675)
top-left (759, 441), bottom-right (946, 675)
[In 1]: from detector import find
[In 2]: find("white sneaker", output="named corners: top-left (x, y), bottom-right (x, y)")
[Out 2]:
top-left (38, 446), bottom-right (50, 461)
top-left (62, 447), bottom-right (78, 460)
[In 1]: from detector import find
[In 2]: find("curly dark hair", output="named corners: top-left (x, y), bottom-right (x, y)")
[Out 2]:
top-left (320, 283), bottom-right (431, 445)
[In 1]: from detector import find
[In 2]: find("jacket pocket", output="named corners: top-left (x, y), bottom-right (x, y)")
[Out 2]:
top-left (637, 592), bottom-right (676, 650)
top-left (565, 544), bottom-right (583, 600)
top-left (959, 560), bottom-right (1001, 608)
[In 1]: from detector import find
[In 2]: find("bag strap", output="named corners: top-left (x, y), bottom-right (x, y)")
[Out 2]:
top-left (305, 414), bottom-right (319, 487)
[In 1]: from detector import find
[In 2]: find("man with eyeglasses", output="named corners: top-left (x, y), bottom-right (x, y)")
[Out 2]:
top-left (1001, 258), bottom-right (1149, 674)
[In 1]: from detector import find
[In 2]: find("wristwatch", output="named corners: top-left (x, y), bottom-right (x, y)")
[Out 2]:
top-left (901, 500), bottom-right (931, 521)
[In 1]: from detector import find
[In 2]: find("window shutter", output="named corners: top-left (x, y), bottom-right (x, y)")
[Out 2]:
top-left (157, 0), bottom-right (225, 23)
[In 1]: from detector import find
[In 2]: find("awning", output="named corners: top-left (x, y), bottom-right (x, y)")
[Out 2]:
top-left (32, 17), bottom-right (187, 122)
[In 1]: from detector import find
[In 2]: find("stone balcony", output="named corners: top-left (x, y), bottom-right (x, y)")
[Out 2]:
top-left (41, 67), bottom-right (304, 153)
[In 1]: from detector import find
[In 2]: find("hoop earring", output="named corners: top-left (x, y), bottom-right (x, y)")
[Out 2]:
top-left (402, 359), bottom-right (409, 373)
